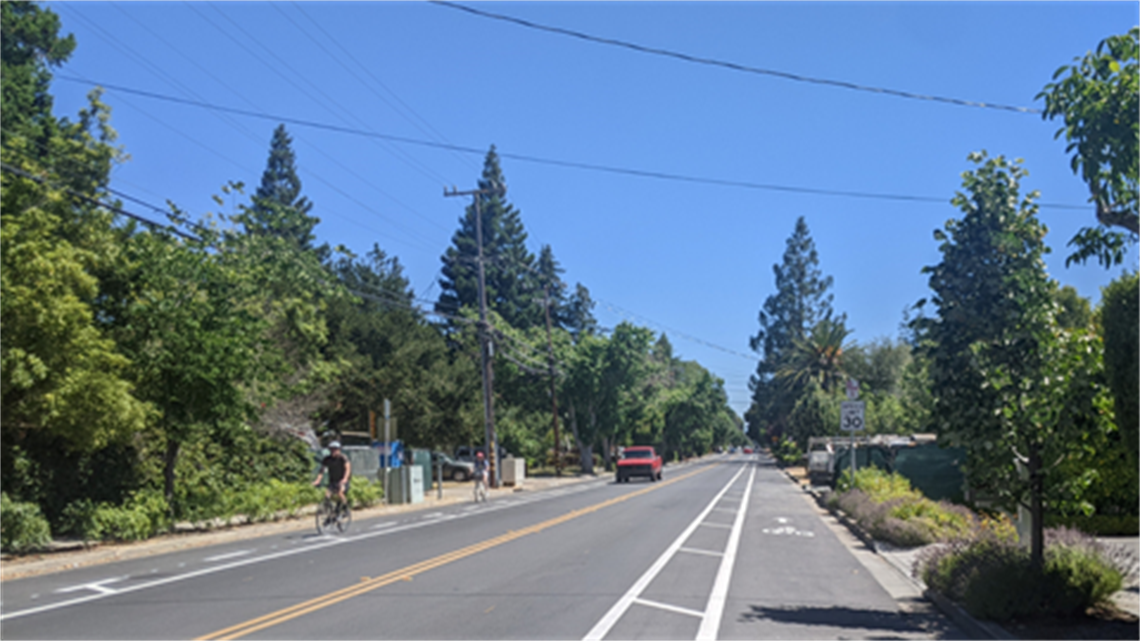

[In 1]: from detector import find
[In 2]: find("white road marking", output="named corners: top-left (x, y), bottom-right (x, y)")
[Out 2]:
top-left (678, 547), bottom-right (724, 558)
top-left (633, 597), bottom-right (704, 619)
top-left (1, 478), bottom-right (605, 621)
top-left (582, 465), bottom-right (748, 641)
top-left (761, 526), bottom-right (814, 537)
top-left (55, 577), bottom-right (127, 595)
top-left (697, 465), bottom-right (756, 640)
top-left (776, 517), bottom-right (789, 524)
top-left (698, 522), bottom-right (732, 529)
top-left (204, 550), bottom-right (253, 563)
top-left (369, 522), bottom-right (397, 530)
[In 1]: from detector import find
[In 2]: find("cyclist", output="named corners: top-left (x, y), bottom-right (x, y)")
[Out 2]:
top-left (313, 441), bottom-right (352, 508)
top-left (473, 450), bottom-right (489, 501)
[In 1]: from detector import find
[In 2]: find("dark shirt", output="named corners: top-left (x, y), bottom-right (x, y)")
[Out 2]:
top-left (322, 452), bottom-right (349, 485)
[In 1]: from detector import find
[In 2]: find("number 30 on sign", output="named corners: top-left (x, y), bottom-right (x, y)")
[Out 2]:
top-left (841, 401), bottom-right (865, 432)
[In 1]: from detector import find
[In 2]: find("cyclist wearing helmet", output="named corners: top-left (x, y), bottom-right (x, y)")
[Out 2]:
top-left (313, 441), bottom-right (352, 505)
top-left (472, 450), bottom-right (489, 502)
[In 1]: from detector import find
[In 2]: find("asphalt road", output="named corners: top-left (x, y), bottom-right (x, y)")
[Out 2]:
top-left (0, 453), bottom-right (966, 640)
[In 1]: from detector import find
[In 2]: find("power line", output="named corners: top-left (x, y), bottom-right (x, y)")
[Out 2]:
top-left (55, 76), bottom-right (1088, 211)
top-left (1, 163), bottom-right (200, 241)
top-left (431, 1), bottom-right (1044, 115)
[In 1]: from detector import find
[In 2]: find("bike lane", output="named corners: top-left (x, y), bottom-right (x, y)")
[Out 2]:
top-left (716, 454), bottom-right (967, 640)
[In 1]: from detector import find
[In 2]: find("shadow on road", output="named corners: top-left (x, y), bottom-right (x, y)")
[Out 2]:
top-left (739, 604), bottom-right (963, 639)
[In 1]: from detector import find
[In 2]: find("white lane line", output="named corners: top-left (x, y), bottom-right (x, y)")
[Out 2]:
top-left (1, 480), bottom-right (609, 621)
top-left (370, 522), bottom-right (397, 530)
top-left (55, 577), bottom-right (127, 595)
top-left (696, 465), bottom-right (756, 641)
top-left (678, 547), bottom-right (723, 558)
top-left (582, 465), bottom-right (747, 641)
top-left (632, 597), bottom-right (704, 619)
top-left (203, 550), bottom-right (253, 563)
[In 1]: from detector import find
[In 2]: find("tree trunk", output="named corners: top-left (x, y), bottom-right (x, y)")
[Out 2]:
top-left (602, 436), bottom-right (612, 472)
top-left (1029, 444), bottom-right (1044, 569)
top-left (163, 438), bottom-right (180, 507)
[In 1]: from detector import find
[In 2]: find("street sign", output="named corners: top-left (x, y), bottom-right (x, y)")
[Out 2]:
top-left (845, 378), bottom-right (860, 400)
top-left (840, 401), bottom-right (865, 432)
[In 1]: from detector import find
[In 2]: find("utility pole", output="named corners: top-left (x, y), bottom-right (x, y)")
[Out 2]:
top-left (444, 182), bottom-right (505, 488)
top-left (543, 284), bottom-right (562, 477)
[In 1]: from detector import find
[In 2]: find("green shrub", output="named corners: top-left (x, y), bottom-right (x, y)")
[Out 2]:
top-left (347, 479), bottom-right (384, 508)
top-left (920, 528), bottom-right (1124, 621)
top-left (61, 489), bottom-right (171, 542)
top-left (1, 493), bottom-right (52, 553)
top-left (232, 480), bottom-right (322, 523)
top-left (771, 437), bottom-right (803, 467)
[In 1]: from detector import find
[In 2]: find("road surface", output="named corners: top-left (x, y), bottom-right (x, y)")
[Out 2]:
top-left (1, 453), bottom-right (965, 640)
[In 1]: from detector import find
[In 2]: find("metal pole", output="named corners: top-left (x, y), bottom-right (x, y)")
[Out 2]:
top-left (543, 284), bottom-right (562, 477)
top-left (384, 398), bottom-right (391, 504)
top-left (444, 184), bottom-right (504, 489)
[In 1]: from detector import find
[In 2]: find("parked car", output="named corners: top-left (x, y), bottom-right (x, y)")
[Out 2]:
top-left (616, 446), bottom-right (663, 483)
top-left (454, 445), bottom-right (510, 464)
top-left (431, 451), bottom-right (475, 482)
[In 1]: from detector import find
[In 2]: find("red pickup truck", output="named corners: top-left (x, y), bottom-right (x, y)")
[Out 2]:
top-left (616, 446), bottom-right (663, 483)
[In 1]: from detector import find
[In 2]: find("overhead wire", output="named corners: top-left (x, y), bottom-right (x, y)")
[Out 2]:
top-left (431, 1), bottom-right (1045, 115)
top-left (95, 3), bottom-right (455, 246)
top-left (193, 2), bottom-right (455, 190)
top-left (283, 2), bottom-right (481, 175)
top-left (53, 76), bottom-right (1089, 212)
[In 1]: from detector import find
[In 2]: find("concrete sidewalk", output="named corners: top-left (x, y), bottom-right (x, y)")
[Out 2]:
top-left (0, 473), bottom-right (600, 582)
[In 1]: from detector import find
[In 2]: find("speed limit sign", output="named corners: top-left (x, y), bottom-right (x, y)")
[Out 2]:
top-left (841, 401), bottom-right (865, 432)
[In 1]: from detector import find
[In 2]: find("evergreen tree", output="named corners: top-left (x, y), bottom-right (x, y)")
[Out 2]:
top-left (536, 244), bottom-right (570, 328)
top-left (565, 282), bottom-right (599, 342)
top-left (437, 147), bottom-right (540, 330)
top-left (247, 124), bottom-right (320, 253)
top-left (746, 216), bottom-right (841, 444)
top-left (1, 1), bottom-right (74, 159)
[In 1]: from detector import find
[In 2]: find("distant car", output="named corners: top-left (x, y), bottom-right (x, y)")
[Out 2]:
top-left (432, 451), bottom-right (475, 482)
top-left (455, 445), bottom-right (510, 465)
top-left (743, 447), bottom-right (753, 454)
top-left (616, 446), bottom-right (663, 483)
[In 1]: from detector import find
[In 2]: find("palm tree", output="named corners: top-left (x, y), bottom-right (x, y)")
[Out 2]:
top-left (776, 317), bottom-right (853, 394)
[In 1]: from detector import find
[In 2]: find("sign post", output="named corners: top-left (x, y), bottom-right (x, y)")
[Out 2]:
top-left (841, 379), bottom-right (865, 485)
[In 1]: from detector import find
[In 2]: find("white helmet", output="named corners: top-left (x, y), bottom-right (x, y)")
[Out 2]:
top-left (328, 441), bottom-right (341, 449)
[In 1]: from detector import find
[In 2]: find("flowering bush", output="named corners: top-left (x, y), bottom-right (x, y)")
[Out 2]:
top-left (918, 526), bottom-right (1124, 620)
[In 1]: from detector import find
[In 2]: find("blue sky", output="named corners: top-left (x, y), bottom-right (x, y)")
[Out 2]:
top-left (45, 1), bottom-right (1137, 417)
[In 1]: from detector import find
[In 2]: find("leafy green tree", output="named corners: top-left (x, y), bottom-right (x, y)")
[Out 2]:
top-left (1038, 28), bottom-right (1138, 267)
top-left (916, 151), bottom-right (1112, 566)
top-left (747, 216), bottom-right (841, 444)
top-left (1099, 272), bottom-right (1138, 468)
top-left (108, 227), bottom-right (269, 507)
top-left (1053, 285), bottom-right (1093, 330)
top-left (437, 147), bottom-right (540, 330)
top-left (320, 246), bottom-right (481, 451)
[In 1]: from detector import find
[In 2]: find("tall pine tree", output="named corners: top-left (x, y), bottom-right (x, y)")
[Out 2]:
top-left (437, 146), bottom-right (540, 330)
top-left (746, 216), bottom-right (842, 444)
top-left (246, 124), bottom-right (319, 253)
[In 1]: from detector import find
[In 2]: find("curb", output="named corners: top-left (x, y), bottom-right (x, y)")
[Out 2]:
top-left (785, 468), bottom-right (1014, 641)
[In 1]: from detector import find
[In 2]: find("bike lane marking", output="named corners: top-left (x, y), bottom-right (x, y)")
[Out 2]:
top-left (582, 464), bottom-right (748, 641)
top-left (196, 464), bottom-right (717, 640)
top-left (696, 464), bottom-right (756, 640)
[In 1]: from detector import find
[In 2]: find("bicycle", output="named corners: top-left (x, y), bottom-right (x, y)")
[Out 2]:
top-left (473, 470), bottom-right (488, 503)
top-left (315, 495), bottom-right (352, 534)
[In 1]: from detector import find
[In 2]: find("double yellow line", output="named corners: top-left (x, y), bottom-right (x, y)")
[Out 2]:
top-left (197, 464), bottom-right (715, 640)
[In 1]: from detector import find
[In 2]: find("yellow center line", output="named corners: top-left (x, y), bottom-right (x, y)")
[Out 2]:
top-left (197, 464), bottom-right (716, 640)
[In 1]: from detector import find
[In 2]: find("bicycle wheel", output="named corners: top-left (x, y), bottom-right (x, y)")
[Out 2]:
top-left (315, 499), bottom-right (332, 535)
top-left (335, 501), bottom-right (352, 534)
